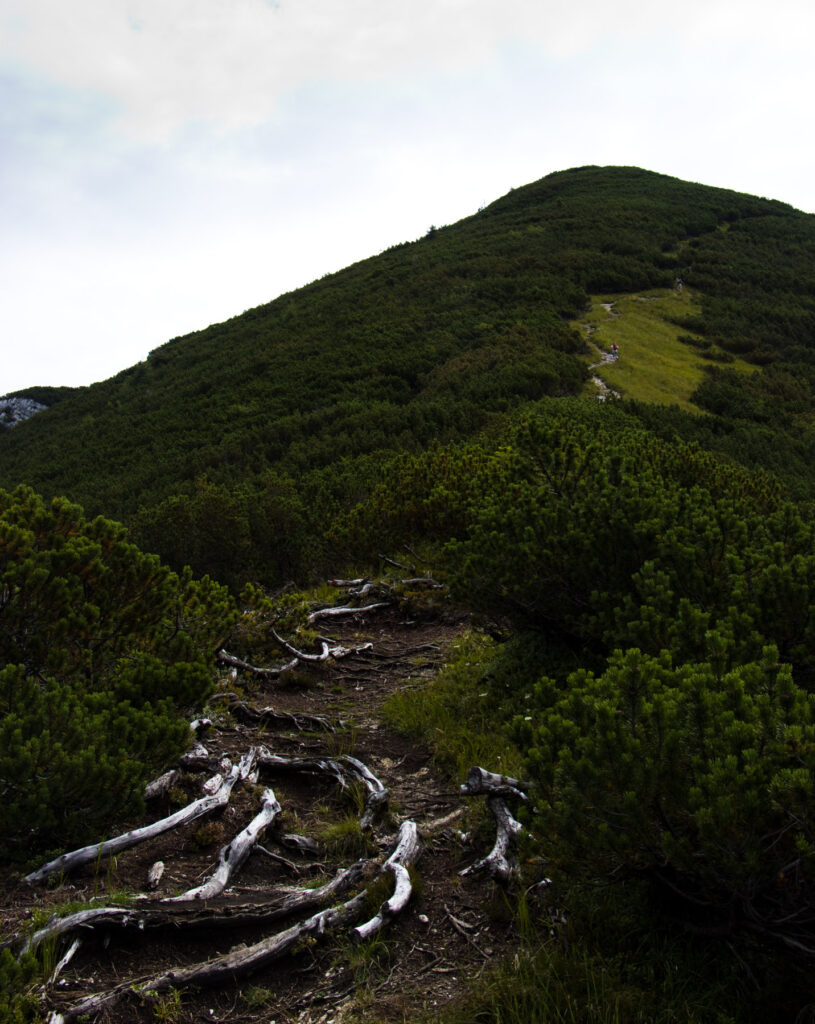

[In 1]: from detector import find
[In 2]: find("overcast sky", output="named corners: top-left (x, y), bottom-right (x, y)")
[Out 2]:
top-left (2, 0), bottom-right (814, 394)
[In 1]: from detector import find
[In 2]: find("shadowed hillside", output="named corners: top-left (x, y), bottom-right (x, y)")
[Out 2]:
top-left (8, 167), bottom-right (815, 1023)
top-left (2, 165), bottom-right (815, 588)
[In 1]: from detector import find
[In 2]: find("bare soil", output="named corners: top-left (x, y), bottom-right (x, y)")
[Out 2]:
top-left (2, 604), bottom-right (524, 1024)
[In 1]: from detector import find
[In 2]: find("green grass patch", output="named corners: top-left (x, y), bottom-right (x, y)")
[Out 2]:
top-left (317, 814), bottom-right (374, 857)
top-left (382, 631), bottom-right (522, 782)
top-left (575, 287), bottom-right (756, 412)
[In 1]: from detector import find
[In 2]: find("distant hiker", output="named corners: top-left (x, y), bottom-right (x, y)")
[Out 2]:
top-left (611, 342), bottom-right (618, 359)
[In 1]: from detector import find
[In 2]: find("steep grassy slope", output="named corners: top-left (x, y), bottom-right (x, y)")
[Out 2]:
top-left (2, 165), bottom-right (815, 585)
top-left (576, 286), bottom-right (758, 410)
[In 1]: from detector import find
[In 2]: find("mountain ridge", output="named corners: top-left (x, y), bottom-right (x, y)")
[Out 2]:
top-left (3, 164), bottom-right (815, 585)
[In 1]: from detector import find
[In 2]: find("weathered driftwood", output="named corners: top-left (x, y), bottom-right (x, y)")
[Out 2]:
top-left (212, 692), bottom-right (335, 733)
top-left (460, 766), bottom-right (530, 802)
top-left (25, 751), bottom-right (258, 886)
top-left (459, 795), bottom-right (523, 885)
top-left (354, 821), bottom-right (421, 940)
top-left (164, 788), bottom-right (281, 902)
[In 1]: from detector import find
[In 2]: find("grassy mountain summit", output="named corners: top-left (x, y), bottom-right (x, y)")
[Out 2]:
top-left (2, 165), bottom-right (815, 586)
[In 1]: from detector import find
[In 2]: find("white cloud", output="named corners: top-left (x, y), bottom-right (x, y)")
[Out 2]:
top-left (2, 0), bottom-right (811, 140)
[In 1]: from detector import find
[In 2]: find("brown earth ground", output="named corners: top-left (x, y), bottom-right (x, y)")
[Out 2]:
top-left (2, 601), bottom-right (530, 1024)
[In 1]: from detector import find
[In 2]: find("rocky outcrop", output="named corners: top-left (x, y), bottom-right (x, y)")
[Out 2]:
top-left (0, 396), bottom-right (47, 428)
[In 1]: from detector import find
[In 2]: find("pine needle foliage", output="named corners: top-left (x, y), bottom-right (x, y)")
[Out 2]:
top-left (0, 485), bottom-right (235, 858)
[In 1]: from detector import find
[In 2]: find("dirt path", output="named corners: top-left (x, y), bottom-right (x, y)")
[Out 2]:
top-left (3, 606), bottom-right (524, 1023)
top-left (587, 345), bottom-right (621, 401)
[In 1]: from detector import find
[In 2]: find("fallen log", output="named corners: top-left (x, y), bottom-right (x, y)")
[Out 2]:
top-left (164, 788), bottom-right (281, 902)
top-left (25, 751), bottom-right (258, 886)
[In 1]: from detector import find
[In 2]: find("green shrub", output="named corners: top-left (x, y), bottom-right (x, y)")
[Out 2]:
top-left (515, 645), bottom-right (815, 957)
top-left (0, 949), bottom-right (38, 1024)
top-left (0, 486), bottom-right (236, 858)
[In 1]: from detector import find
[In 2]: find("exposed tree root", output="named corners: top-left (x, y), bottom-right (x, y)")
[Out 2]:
top-left (164, 787), bottom-right (282, 902)
top-left (218, 633), bottom-right (374, 681)
top-left (307, 601), bottom-right (391, 624)
top-left (211, 692), bottom-right (336, 733)
top-left (143, 768), bottom-right (180, 800)
top-left (18, 594), bottom-right (474, 1024)
top-left (45, 822), bottom-right (421, 1022)
top-left (23, 857), bottom-right (379, 955)
top-left (354, 821), bottom-right (420, 940)
top-left (460, 796), bottom-right (524, 884)
top-left (459, 766), bottom-right (529, 885)
top-left (217, 649), bottom-right (299, 677)
top-left (25, 751), bottom-right (258, 886)
top-left (460, 766), bottom-right (530, 802)
top-left (257, 750), bottom-right (389, 829)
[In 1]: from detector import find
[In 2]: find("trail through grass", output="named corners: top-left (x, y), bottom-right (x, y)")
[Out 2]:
top-left (575, 287), bottom-right (756, 412)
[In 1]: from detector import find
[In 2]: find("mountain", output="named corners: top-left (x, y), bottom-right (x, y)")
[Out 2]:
top-left (2, 165), bottom-right (815, 588)
top-left (8, 165), bottom-right (815, 1022)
